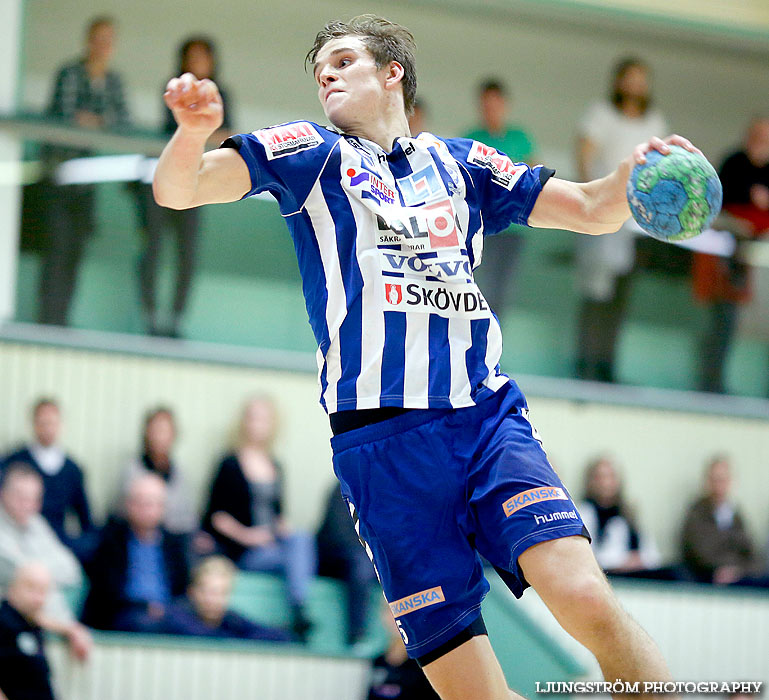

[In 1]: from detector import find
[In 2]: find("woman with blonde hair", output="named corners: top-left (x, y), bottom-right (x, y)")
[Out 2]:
top-left (201, 396), bottom-right (315, 640)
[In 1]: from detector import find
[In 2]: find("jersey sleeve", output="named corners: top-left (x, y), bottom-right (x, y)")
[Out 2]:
top-left (445, 137), bottom-right (555, 235)
top-left (219, 121), bottom-right (339, 215)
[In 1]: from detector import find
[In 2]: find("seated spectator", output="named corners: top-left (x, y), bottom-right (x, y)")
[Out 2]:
top-left (163, 555), bottom-right (294, 642)
top-left (0, 464), bottom-right (83, 629)
top-left (0, 562), bottom-right (57, 700)
top-left (367, 600), bottom-right (440, 700)
top-left (81, 473), bottom-right (190, 632)
top-left (0, 561), bottom-right (90, 700)
top-left (202, 396), bottom-right (316, 640)
top-left (316, 484), bottom-right (376, 646)
top-left (2, 399), bottom-right (96, 562)
top-left (681, 456), bottom-right (763, 585)
top-left (118, 407), bottom-right (199, 536)
top-left (577, 457), bottom-right (662, 575)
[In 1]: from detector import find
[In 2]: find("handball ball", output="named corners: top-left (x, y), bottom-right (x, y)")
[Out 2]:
top-left (626, 145), bottom-right (722, 242)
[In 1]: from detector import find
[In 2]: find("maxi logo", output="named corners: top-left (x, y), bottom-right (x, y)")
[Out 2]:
top-left (346, 168), bottom-right (396, 205)
top-left (380, 251), bottom-right (472, 281)
top-left (468, 141), bottom-right (528, 190)
top-left (384, 279), bottom-right (490, 319)
top-left (376, 199), bottom-right (460, 251)
top-left (396, 163), bottom-right (445, 205)
top-left (502, 487), bottom-right (568, 518)
top-left (388, 586), bottom-right (445, 618)
top-left (255, 122), bottom-right (323, 160)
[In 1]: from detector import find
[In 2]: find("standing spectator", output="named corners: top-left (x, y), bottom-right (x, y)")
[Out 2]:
top-left (202, 396), bottom-right (316, 640)
top-left (575, 58), bottom-right (668, 382)
top-left (162, 555), bottom-right (294, 641)
top-left (2, 399), bottom-right (95, 563)
top-left (0, 464), bottom-right (83, 629)
top-left (681, 457), bottom-right (761, 584)
top-left (38, 15), bottom-right (131, 326)
top-left (134, 36), bottom-right (233, 337)
top-left (117, 407), bottom-right (199, 536)
top-left (694, 116), bottom-right (769, 393)
top-left (81, 473), bottom-right (190, 632)
top-left (316, 484), bottom-right (376, 646)
top-left (577, 457), bottom-right (662, 575)
top-left (463, 79), bottom-right (537, 317)
top-left (367, 601), bottom-right (440, 700)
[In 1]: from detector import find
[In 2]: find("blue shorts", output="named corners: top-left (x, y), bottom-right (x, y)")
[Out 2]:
top-left (330, 380), bottom-right (588, 659)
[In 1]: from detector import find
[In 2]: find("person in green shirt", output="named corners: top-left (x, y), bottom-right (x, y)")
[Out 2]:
top-left (463, 79), bottom-right (537, 318)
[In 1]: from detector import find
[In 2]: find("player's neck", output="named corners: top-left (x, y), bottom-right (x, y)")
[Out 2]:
top-left (346, 104), bottom-right (411, 152)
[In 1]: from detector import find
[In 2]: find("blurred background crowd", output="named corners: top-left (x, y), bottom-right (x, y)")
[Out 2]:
top-left (1, 1), bottom-right (769, 698)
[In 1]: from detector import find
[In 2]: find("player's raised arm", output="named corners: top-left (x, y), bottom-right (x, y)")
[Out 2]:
top-left (153, 72), bottom-right (251, 210)
top-left (528, 134), bottom-right (701, 235)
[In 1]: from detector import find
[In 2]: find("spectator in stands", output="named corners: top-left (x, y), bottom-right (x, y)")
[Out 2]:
top-left (38, 15), bottom-right (131, 327)
top-left (118, 407), bottom-right (199, 536)
top-left (82, 473), bottom-right (190, 632)
top-left (162, 555), bottom-right (294, 641)
top-left (0, 464), bottom-right (84, 630)
top-left (681, 456), bottom-right (762, 585)
top-left (463, 79), bottom-right (537, 317)
top-left (367, 600), bottom-right (440, 700)
top-left (574, 58), bottom-right (668, 382)
top-left (202, 396), bottom-right (315, 640)
top-left (0, 562), bottom-right (58, 700)
top-left (133, 36), bottom-right (233, 337)
top-left (577, 457), bottom-right (662, 576)
top-left (694, 116), bottom-right (769, 393)
top-left (316, 484), bottom-right (376, 647)
top-left (2, 398), bottom-right (96, 563)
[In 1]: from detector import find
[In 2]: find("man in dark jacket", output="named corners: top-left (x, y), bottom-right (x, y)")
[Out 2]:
top-left (81, 473), bottom-right (190, 631)
top-left (2, 399), bottom-right (95, 562)
top-left (681, 457), bottom-right (762, 585)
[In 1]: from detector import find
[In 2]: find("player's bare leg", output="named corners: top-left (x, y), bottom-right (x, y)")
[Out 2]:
top-left (422, 634), bottom-right (522, 700)
top-left (519, 536), bottom-right (672, 699)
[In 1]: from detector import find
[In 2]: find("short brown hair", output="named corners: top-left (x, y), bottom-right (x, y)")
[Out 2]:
top-left (306, 14), bottom-right (417, 115)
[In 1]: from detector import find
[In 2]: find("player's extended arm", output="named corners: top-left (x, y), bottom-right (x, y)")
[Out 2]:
top-left (153, 73), bottom-right (251, 210)
top-left (529, 135), bottom-right (701, 235)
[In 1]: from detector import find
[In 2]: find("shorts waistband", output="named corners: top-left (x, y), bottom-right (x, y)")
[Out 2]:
top-left (330, 405), bottom-right (453, 452)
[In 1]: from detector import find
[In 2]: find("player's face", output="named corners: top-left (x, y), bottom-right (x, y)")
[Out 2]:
top-left (313, 37), bottom-right (390, 130)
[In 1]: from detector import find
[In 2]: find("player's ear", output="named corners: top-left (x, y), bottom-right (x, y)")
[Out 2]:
top-left (384, 61), bottom-right (405, 91)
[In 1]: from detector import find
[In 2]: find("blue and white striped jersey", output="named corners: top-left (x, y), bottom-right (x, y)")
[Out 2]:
top-left (223, 121), bottom-right (554, 414)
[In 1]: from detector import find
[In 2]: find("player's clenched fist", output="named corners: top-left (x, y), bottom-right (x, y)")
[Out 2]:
top-left (164, 72), bottom-right (223, 136)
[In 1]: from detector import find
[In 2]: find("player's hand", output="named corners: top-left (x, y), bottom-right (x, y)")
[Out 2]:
top-left (164, 72), bottom-right (224, 137)
top-left (632, 135), bottom-right (703, 165)
top-left (65, 622), bottom-right (92, 663)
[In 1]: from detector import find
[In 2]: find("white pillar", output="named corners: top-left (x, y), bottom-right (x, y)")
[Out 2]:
top-left (0, 0), bottom-right (23, 322)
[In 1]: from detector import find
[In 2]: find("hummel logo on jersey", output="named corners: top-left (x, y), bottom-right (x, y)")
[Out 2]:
top-left (468, 142), bottom-right (527, 190)
top-left (376, 199), bottom-right (460, 250)
top-left (255, 122), bottom-right (323, 160)
top-left (346, 168), bottom-right (396, 205)
top-left (397, 164), bottom-right (445, 205)
top-left (385, 283), bottom-right (403, 305)
top-left (502, 487), bottom-right (569, 517)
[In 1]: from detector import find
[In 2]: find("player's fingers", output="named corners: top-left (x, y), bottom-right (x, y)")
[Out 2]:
top-left (664, 134), bottom-right (703, 156)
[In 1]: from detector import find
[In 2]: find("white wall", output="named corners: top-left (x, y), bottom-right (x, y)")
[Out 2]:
top-left (19, 0), bottom-right (769, 176)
